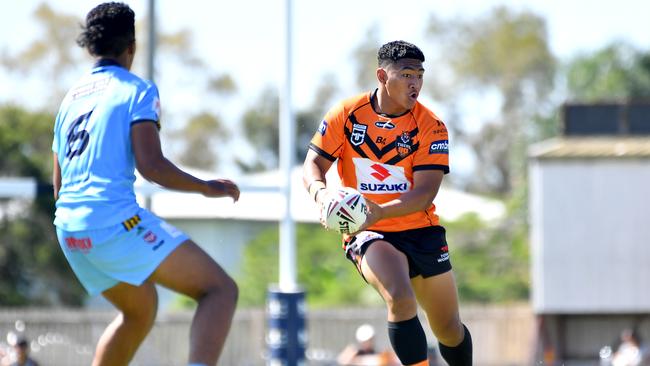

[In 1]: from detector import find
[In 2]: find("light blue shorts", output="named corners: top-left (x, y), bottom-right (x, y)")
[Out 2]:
top-left (56, 208), bottom-right (189, 296)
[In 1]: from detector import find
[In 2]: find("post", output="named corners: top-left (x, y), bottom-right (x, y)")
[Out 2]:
top-left (266, 0), bottom-right (307, 365)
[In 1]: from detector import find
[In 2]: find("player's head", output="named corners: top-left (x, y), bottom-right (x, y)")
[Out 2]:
top-left (355, 324), bottom-right (375, 346)
top-left (13, 336), bottom-right (30, 362)
top-left (77, 2), bottom-right (136, 63)
top-left (376, 41), bottom-right (425, 113)
top-left (377, 40), bottom-right (425, 68)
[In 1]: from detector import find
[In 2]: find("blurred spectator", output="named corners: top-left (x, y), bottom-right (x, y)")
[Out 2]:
top-left (337, 324), bottom-right (399, 366)
top-left (612, 328), bottom-right (649, 366)
top-left (9, 337), bottom-right (39, 366)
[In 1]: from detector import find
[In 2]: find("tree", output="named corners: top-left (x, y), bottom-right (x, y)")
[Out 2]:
top-left (0, 105), bottom-right (86, 306)
top-left (1, 3), bottom-right (234, 171)
top-left (237, 77), bottom-right (339, 172)
top-left (236, 223), bottom-right (379, 308)
top-left (565, 42), bottom-right (650, 101)
top-left (175, 112), bottom-right (230, 170)
top-left (426, 7), bottom-right (556, 195)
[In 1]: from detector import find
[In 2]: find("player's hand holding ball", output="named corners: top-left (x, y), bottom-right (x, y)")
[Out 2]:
top-left (319, 187), bottom-right (372, 234)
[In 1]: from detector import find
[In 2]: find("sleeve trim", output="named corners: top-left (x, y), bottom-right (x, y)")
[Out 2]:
top-left (308, 143), bottom-right (337, 162)
top-left (413, 164), bottom-right (450, 174)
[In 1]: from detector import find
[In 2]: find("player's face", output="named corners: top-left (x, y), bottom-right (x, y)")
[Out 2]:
top-left (383, 58), bottom-right (424, 113)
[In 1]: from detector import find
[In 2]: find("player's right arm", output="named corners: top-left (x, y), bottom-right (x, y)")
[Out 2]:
top-left (131, 122), bottom-right (239, 201)
top-left (52, 153), bottom-right (61, 201)
top-left (302, 149), bottom-right (333, 203)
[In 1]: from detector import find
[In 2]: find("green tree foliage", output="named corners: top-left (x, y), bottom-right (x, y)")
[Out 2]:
top-left (236, 214), bottom-right (530, 305)
top-left (236, 224), bottom-right (379, 308)
top-left (565, 42), bottom-right (650, 101)
top-left (444, 208), bottom-right (529, 303)
top-left (175, 112), bottom-right (230, 170)
top-left (0, 105), bottom-right (86, 306)
top-left (238, 78), bottom-right (338, 172)
top-left (426, 7), bottom-right (556, 195)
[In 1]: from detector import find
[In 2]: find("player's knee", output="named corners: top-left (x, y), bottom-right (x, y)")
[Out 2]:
top-left (220, 275), bottom-right (238, 304)
top-left (198, 272), bottom-right (238, 304)
top-left (122, 289), bottom-right (158, 327)
top-left (432, 316), bottom-right (464, 345)
top-left (384, 289), bottom-right (417, 316)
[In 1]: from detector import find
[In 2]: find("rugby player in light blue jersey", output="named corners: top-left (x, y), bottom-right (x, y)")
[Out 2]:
top-left (51, 3), bottom-right (239, 366)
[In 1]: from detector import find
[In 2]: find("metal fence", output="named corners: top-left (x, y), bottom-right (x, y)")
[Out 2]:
top-left (0, 304), bottom-right (534, 366)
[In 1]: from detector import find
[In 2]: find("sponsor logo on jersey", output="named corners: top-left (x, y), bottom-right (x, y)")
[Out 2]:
top-left (350, 123), bottom-right (367, 146)
top-left (353, 158), bottom-right (410, 194)
top-left (370, 164), bottom-right (391, 181)
top-left (359, 182), bottom-right (409, 192)
top-left (122, 214), bottom-right (142, 231)
top-left (143, 231), bottom-right (157, 243)
top-left (318, 120), bottom-right (328, 136)
top-left (374, 120), bottom-right (395, 129)
top-left (396, 131), bottom-right (413, 157)
top-left (429, 139), bottom-right (449, 154)
top-left (65, 237), bottom-right (92, 252)
top-left (153, 240), bottom-right (165, 251)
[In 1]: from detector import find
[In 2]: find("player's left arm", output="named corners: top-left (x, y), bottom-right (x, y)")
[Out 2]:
top-left (52, 153), bottom-right (61, 200)
top-left (364, 114), bottom-right (449, 227)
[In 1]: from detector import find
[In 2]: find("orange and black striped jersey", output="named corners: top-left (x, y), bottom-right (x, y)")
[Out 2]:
top-left (309, 90), bottom-right (450, 232)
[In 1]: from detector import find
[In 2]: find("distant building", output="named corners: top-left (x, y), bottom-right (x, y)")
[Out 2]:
top-left (529, 102), bottom-right (650, 364)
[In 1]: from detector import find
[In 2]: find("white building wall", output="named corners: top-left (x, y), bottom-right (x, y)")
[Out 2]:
top-left (531, 158), bottom-right (650, 313)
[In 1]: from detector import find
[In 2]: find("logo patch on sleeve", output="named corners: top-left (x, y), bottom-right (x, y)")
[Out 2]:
top-left (429, 140), bottom-right (449, 154)
top-left (318, 120), bottom-right (328, 136)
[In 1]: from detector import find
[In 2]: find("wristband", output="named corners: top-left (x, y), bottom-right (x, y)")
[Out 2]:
top-left (313, 187), bottom-right (326, 203)
top-left (307, 180), bottom-right (325, 199)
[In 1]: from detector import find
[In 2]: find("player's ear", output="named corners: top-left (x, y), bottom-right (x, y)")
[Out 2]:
top-left (377, 68), bottom-right (387, 84)
top-left (128, 41), bottom-right (136, 57)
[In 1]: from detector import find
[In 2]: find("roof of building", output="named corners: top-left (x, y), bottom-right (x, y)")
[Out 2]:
top-left (529, 137), bottom-right (650, 159)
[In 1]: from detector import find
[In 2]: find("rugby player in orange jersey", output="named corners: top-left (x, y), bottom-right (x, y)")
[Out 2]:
top-left (303, 41), bottom-right (472, 366)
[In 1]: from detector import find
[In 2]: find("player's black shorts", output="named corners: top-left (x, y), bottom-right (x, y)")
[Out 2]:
top-left (343, 225), bottom-right (452, 281)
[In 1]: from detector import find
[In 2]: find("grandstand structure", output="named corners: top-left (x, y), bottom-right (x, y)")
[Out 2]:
top-left (529, 101), bottom-right (650, 364)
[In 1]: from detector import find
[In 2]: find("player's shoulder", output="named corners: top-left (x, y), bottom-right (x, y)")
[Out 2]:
top-left (331, 91), bottom-right (372, 116)
top-left (412, 102), bottom-right (447, 133)
top-left (117, 68), bottom-right (157, 92)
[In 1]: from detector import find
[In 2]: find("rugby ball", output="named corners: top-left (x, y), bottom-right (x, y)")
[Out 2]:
top-left (323, 187), bottom-right (368, 234)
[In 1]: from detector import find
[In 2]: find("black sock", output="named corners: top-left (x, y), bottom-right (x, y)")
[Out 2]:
top-left (387, 316), bottom-right (428, 365)
top-left (438, 324), bottom-right (473, 366)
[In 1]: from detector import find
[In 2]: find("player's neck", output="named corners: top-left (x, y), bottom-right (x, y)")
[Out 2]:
top-left (373, 88), bottom-right (408, 117)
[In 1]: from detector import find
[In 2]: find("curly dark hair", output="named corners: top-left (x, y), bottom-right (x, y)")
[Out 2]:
top-left (76, 2), bottom-right (135, 57)
top-left (377, 40), bottom-right (425, 67)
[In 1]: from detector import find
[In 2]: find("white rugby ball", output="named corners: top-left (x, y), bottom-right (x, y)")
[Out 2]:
top-left (323, 187), bottom-right (368, 234)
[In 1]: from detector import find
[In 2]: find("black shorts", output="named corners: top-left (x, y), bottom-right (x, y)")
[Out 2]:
top-left (343, 226), bottom-right (452, 281)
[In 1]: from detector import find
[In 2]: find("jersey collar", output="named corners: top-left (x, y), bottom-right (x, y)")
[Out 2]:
top-left (369, 88), bottom-right (411, 118)
top-left (93, 58), bottom-right (123, 69)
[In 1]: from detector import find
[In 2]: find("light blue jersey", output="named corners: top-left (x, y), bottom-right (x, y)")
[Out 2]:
top-left (53, 59), bottom-right (161, 231)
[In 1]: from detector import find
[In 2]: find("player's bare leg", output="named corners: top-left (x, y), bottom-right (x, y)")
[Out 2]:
top-left (361, 240), bottom-right (430, 365)
top-left (150, 240), bottom-right (238, 365)
top-left (361, 240), bottom-right (417, 321)
top-left (93, 281), bottom-right (158, 366)
top-left (412, 271), bottom-right (472, 365)
top-left (411, 271), bottom-right (464, 345)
